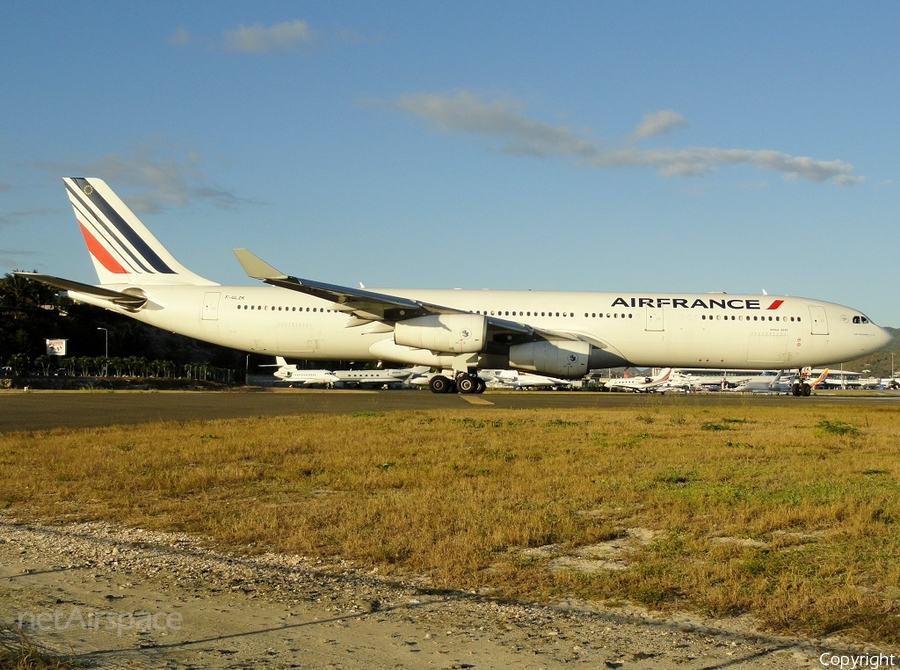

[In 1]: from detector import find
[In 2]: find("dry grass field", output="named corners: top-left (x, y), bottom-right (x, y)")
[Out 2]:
top-left (1, 401), bottom-right (899, 646)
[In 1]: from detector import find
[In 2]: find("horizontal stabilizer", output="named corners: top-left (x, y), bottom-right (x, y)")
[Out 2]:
top-left (14, 272), bottom-right (147, 309)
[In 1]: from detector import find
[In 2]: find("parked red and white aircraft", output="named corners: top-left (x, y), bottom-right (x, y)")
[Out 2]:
top-left (18, 178), bottom-right (893, 395)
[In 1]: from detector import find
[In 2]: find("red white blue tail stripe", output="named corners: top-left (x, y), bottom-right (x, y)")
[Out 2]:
top-left (63, 177), bottom-right (216, 287)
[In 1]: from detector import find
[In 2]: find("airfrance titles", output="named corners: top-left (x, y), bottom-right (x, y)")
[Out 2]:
top-left (611, 297), bottom-right (786, 311)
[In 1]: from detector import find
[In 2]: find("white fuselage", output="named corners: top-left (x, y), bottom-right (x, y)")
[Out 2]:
top-left (74, 284), bottom-right (892, 374)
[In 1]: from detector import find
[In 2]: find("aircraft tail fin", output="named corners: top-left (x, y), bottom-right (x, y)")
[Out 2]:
top-left (64, 177), bottom-right (217, 287)
top-left (655, 368), bottom-right (672, 382)
top-left (259, 356), bottom-right (291, 369)
top-left (808, 368), bottom-right (829, 388)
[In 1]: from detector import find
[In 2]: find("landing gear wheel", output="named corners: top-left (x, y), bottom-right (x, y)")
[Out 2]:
top-left (457, 375), bottom-right (478, 394)
top-left (792, 382), bottom-right (801, 397)
top-left (429, 375), bottom-right (453, 394)
top-left (475, 378), bottom-right (487, 394)
top-left (802, 383), bottom-right (811, 397)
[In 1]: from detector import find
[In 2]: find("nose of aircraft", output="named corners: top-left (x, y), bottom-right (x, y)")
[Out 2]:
top-left (875, 325), bottom-right (895, 352)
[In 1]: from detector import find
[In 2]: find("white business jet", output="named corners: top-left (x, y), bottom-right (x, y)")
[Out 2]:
top-left (263, 357), bottom-right (340, 387)
top-left (17, 178), bottom-right (893, 395)
top-left (604, 368), bottom-right (673, 392)
top-left (481, 369), bottom-right (572, 390)
top-left (732, 370), bottom-right (795, 394)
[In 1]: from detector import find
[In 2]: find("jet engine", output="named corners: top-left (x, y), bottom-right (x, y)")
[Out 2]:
top-left (508, 340), bottom-right (591, 378)
top-left (393, 314), bottom-right (488, 354)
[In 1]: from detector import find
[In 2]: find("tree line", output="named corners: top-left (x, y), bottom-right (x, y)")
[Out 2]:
top-left (6, 352), bottom-right (225, 381)
top-left (1, 272), bottom-right (245, 379)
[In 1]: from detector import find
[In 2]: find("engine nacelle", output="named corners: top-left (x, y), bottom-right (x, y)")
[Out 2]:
top-left (508, 340), bottom-right (591, 378)
top-left (394, 314), bottom-right (488, 354)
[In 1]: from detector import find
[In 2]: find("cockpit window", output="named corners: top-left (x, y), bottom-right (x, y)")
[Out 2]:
top-left (852, 315), bottom-right (870, 324)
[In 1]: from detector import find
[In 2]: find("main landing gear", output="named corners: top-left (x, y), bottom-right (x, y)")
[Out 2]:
top-left (429, 372), bottom-right (487, 394)
top-left (791, 380), bottom-right (812, 397)
top-left (791, 369), bottom-right (812, 397)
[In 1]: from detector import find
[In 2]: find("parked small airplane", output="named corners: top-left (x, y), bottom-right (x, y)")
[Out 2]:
top-left (480, 369), bottom-right (572, 390)
top-left (732, 370), bottom-right (795, 394)
top-left (605, 368), bottom-right (672, 392)
top-left (264, 357), bottom-right (340, 386)
top-left (17, 178), bottom-right (893, 395)
top-left (267, 357), bottom-right (426, 388)
top-left (333, 366), bottom-right (429, 388)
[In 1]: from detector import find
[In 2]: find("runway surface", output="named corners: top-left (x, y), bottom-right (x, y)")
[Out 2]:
top-left (2, 388), bottom-right (897, 433)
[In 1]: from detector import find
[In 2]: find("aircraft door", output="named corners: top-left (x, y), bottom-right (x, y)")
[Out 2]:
top-left (202, 292), bottom-right (220, 320)
top-left (808, 306), bottom-right (828, 335)
top-left (645, 307), bottom-right (664, 331)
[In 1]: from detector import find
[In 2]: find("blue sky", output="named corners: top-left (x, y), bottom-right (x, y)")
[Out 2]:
top-left (2, 2), bottom-right (899, 325)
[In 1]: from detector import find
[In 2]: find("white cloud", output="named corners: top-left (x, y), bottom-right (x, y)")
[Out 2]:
top-left (221, 20), bottom-right (315, 53)
top-left (383, 90), bottom-right (862, 185)
top-left (37, 145), bottom-right (242, 214)
top-left (632, 110), bottom-right (688, 140)
top-left (388, 91), bottom-right (596, 158)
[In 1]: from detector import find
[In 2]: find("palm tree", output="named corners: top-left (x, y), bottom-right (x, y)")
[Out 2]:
top-left (124, 355), bottom-right (140, 377)
top-left (7, 353), bottom-right (29, 375)
top-left (93, 356), bottom-right (107, 377)
top-left (34, 354), bottom-right (53, 376)
top-left (76, 356), bottom-right (91, 377)
top-left (109, 356), bottom-right (125, 377)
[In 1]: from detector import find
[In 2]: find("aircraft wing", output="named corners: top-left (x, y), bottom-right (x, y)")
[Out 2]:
top-left (233, 249), bottom-right (563, 344)
top-left (12, 272), bottom-right (148, 309)
top-left (233, 248), bottom-right (428, 321)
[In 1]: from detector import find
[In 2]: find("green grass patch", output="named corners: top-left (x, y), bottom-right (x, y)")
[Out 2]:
top-left (816, 419), bottom-right (860, 436)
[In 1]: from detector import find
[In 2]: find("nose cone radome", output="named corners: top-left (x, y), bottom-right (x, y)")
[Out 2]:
top-left (874, 325), bottom-right (895, 353)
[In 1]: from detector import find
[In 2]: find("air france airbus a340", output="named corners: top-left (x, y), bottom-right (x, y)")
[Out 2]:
top-left (17, 178), bottom-right (893, 395)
